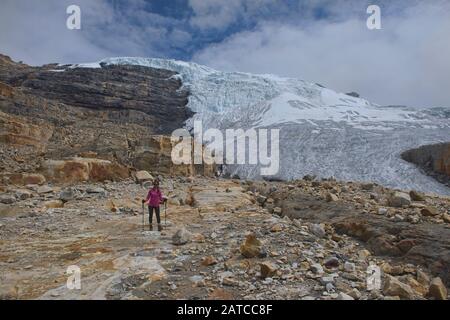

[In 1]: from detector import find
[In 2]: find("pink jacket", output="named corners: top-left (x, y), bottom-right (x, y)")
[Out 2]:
top-left (146, 187), bottom-right (163, 207)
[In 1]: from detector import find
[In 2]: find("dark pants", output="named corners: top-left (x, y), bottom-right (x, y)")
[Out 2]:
top-left (148, 206), bottom-right (161, 224)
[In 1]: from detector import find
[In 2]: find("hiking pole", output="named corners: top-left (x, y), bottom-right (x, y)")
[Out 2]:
top-left (141, 200), bottom-right (145, 231)
top-left (164, 201), bottom-right (167, 226)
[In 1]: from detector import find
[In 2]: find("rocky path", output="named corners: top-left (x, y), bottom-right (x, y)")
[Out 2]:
top-left (0, 177), bottom-right (448, 300)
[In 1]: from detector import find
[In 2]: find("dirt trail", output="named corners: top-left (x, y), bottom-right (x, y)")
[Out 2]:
top-left (0, 177), bottom-right (448, 300)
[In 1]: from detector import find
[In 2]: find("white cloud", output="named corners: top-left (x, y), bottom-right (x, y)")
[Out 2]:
top-left (193, 2), bottom-right (450, 107)
top-left (0, 0), bottom-right (183, 65)
top-left (1, 0), bottom-right (449, 108)
top-left (0, 0), bottom-right (113, 65)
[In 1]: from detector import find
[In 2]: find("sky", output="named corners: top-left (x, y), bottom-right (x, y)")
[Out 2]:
top-left (0, 0), bottom-right (449, 108)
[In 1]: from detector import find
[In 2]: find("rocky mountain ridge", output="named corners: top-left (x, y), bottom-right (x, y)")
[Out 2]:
top-left (0, 54), bottom-right (213, 185)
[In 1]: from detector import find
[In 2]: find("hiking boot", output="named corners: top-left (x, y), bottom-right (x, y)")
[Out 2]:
top-left (149, 223), bottom-right (153, 231)
top-left (158, 224), bottom-right (163, 232)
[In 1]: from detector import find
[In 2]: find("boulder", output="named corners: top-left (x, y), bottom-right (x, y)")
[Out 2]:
top-left (189, 275), bottom-right (205, 287)
top-left (420, 207), bottom-right (438, 217)
top-left (337, 292), bottom-right (354, 300)
top-left (14, 189), bottom-right (33, 200)
top-left (362, 183), bottom-right (374, 191)
top-left (59, 188), bottom-right (76, 202)
top-left (326, 193), bottom-right (339, 202)
top-left (0, 194), bottom-right (16, 204)
top-left (310, 263), bottom-right (324, 275)
top-left (344, 262), bottom-right (356, 272)
top-left (270, 223), bottom-right (283, 232)
top-left (310, 223), bottom-right (326, 238)
top-left (347, 288), bottom-right (362, 300)
top-left (256, 195), bottom-right (267, 205)
top-left (409, 190), bottom-right (425, 201)
top-left (303, 175), bottom-right (316, 181)
top-left (428, 277), bottom-right (447, 300)
top-left (388, 192), bottom-right (411, 207)
top-left (273, 207), bottom-right (282, 215)
top-left (324, 256), bottom-right (340, 269)
top-left (442, 213), bottom-right (450, 223)
top-left (240, 233), bottom-right (266, 258)
top-left (172, 228), bottom-right (192, 245)
top-left (185, 193), bottom-right (196, 207)
top-left (134, 170), bottom-right (154, 184)
top-left (382, 275), bottom-right (415, 299)
top-left (37, 185), bottom-right (53, 194)
top-left (86, 187), bottom-right (107, 195)
top-left (405, 277), bottom-right (428, 296)
top-left (259, 262), bottom-right (279, 279)
top-left (416, 270), bottom-right (430, 286)
top-left (201, 256), bottom-right (218, 266)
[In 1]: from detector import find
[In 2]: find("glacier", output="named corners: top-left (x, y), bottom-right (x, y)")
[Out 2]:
top-left (69, 57), bottom-right (450, 195)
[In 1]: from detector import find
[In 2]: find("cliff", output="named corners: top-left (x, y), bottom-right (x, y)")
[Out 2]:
top-left (0, 54), bottom-right (212, 184)
top-left (402, 143), bottom-right (450, 187)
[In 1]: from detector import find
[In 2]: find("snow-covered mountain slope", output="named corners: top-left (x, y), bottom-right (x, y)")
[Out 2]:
top-left (70, 57), bottom-right (450, 194)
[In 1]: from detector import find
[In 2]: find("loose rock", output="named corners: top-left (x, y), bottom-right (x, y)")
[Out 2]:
top-left (240, 233), bottom-right (266, 258)
top-left (409, 190), bottom-right (425, 201)
top-left (310, 223), bottom-right (326, 238)
top-left (172, 228), bottom-right (192, 245)
top-left (428, 277), bottom-right (447, 300)
top-left (421, 207), bottom-right (438, 217)
top-left (388, 192), bottom-right (411, 208)
top-left (382, 275), bottom-right (415, 299)
top-left (259, 262), bottom-right (279, 279)
top-left (0, 194), bottom-right (16, 204)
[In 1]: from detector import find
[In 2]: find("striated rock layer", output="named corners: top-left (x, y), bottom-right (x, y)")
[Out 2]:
top-left (0, 54), bottom-right (212, 184)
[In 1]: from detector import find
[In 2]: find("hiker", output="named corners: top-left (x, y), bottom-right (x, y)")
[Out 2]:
top-left (142, 179), bottom-right (166, 231)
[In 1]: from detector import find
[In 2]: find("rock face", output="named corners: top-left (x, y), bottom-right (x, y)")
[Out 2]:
top-left (0, 54), bottom-right (214, 184)
top-left (41, 158), bottom-right (129, 184)
top-left (0, 111), bottom-right (53, 152)
top-left (402, 143), bottom-right (450, 187)
top-left (0, 173), bottom-right (46, 186)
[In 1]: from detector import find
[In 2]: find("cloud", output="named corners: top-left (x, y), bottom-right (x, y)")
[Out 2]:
top-left (1, 0), bottom-right (449, 108)
top-left (0, 0), bottom-right (187, 65)
top-left (193, 1), bottom-right (450, 107)
top-left (0, 0), bottom-right (112, 65)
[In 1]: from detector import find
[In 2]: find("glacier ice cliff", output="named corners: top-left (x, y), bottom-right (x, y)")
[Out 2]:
top-left (71, 57), bottom-right (450, 195)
